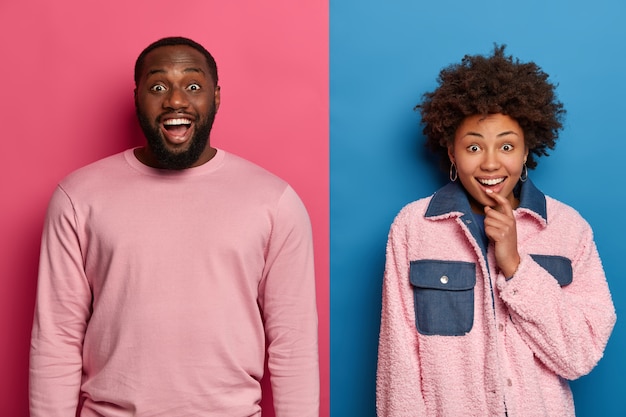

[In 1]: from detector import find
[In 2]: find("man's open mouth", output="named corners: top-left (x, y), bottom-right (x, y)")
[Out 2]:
top-left (163, 118), bottom-right (192, 135)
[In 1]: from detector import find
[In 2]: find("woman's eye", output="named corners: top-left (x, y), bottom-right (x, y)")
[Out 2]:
top-left (502, 144), bottom-right (513, 151)
top-left (150, 84), bottom-right (166, 92)
top-left (467, 145), bottom-right (480, 152)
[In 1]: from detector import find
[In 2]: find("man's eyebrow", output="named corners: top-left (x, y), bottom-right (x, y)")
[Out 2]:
top-left (146, 67), bottom-right (206, 77)
top-left (146, 69), bottom-right (166, 77)
top-left (182, 67), bottom-right (206, 75)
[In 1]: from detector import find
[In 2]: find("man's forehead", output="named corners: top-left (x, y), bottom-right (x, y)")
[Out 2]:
top-left (142, 45), bottom-right (209, 74)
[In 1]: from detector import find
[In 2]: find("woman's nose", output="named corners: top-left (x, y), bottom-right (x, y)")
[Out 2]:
top-left (481, 150), bottom-right (500, 170)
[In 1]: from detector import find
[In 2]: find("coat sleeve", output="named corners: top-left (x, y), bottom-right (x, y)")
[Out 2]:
top-left (376, 214), bottom-right (427, 416)
top-left (30, 186), bottom-right (92, 416)
top-left (258, 185), bottom-right (320, 417)
top-left (497, 217), bottom-right (616, 380)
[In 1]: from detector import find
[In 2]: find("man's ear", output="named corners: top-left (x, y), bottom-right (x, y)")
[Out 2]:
top-left (214, 85), bottom-right (221, 111)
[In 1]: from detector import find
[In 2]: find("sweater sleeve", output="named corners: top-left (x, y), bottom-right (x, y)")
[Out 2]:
top-left (258, 186), bottom-right (319, 417)
top-left (30, 186), bottom-right (92, 416)
top-left (376, 215), bottom-right (427, 416)
top-left (497, 220), bottom-right (616, 380)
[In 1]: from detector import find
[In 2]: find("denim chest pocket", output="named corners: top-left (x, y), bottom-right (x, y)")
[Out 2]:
top-left (409, 260), bottom-right (476, 336)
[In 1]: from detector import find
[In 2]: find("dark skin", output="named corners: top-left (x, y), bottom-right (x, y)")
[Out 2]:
top-left (483, 188), bottom-right (520, 278)
top-left (449, 114), bottom-right (524, 277)
top-left (133, 45), bottom-right (221, 169)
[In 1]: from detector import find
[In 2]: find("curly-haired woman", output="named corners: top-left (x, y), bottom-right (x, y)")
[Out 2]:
top-left (376, 45), bottom-right (616, 417)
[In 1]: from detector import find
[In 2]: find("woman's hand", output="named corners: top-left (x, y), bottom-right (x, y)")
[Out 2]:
top-left (483, 189), bottom-right (520, 278)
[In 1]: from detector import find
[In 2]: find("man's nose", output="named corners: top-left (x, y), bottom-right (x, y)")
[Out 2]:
top-left (163, 87), bottom-right (188, 110)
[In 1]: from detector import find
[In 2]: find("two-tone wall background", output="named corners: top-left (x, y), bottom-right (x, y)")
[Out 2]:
top-left (1, 0), bottom-right (624, 415)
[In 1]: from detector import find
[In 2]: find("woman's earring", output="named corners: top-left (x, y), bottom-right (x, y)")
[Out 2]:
top-left (520, 163), bottom-right (528, 182)
top-left (449, 163), bottom-right (458, 182)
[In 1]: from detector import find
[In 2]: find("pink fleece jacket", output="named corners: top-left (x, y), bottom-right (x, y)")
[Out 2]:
top-left (376, 180), bottom-right (616, 417)
top-left (30, 149), bottom-right (319, 416)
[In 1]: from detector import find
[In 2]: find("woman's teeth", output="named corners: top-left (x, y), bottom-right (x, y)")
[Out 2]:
top-left (478, 178), bottom-right (505, 186)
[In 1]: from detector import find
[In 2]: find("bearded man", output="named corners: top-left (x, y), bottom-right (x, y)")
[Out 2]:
top-left (29, 36), bottom-right (319, 417)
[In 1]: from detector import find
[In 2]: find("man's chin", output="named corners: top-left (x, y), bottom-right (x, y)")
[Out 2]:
top-left (158, 153), bottom-right (198, 170)
top-left (151, 143), bottom-right (205, 170)
top-left (139, 113), bottom-right (214, 170)
top-left (161, 142), bottom-right (193, 156)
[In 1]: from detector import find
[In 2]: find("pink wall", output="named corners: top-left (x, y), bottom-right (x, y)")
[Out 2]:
top-left (0, 1), bottom-right (329, 415)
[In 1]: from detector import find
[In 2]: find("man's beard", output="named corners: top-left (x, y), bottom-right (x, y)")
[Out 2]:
top-left (136, 105), bottom-right (217, 170)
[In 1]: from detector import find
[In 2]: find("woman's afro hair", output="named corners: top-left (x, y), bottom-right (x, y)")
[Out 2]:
top-left (417, 44), bottom-right (565, 171)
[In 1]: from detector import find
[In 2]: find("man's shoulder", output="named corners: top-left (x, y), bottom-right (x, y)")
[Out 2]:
top-left (221, 150), bottom-right (289, 188)
top-left (60, 150), bottom-right (130, 188)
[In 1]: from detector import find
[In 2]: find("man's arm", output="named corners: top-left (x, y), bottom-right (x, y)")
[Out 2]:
top-left (258, 185), bottom-right (319, 417)
top-left (30, 186), bottom-right (92, 416)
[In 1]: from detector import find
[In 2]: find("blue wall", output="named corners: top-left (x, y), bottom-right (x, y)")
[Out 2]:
top-left (330, 0), bottom-right (626, 415)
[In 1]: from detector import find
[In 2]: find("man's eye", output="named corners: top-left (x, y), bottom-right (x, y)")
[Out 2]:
top-left (188, 83), bottom-right (201, 91)
top-left (150, 84), bottom-right (166, 92)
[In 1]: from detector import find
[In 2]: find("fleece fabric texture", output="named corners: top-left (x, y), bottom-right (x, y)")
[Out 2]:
top-left (376, 180), bottom-right (616, 417)
top-left (30, 149), bottom-right (319, 417)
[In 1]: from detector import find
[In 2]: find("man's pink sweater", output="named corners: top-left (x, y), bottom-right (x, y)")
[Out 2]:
top-left (30, 149), bottom-right (319, 416)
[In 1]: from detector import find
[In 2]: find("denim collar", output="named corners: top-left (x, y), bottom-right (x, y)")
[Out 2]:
top-left (425, 178), bottom-right (547, 223)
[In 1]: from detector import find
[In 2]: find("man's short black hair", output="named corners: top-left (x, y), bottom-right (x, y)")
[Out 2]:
top-left (134, 36), bottom-right (218, 86)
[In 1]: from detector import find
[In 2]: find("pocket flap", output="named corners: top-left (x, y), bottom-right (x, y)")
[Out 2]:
top-left (530, 254), bottom-right (573, 286)
top-left (410, 260), bottom-right (476, 291)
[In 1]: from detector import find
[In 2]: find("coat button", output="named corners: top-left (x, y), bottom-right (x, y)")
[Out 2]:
top-left (499, 324), bottom-right (504, 332)
top-left (440, 275), bottom-right (449, 284)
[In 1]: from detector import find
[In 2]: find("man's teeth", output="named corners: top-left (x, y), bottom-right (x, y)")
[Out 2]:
top-left (478, 178), bottom-right (505, 186)
top-left (163, 118), bottom-right (191, 126)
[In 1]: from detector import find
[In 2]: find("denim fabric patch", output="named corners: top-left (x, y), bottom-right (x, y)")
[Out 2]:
top-left (530, 254), bottom-right (573, 286)
top-left (410, 260), bottom-right (476, 336)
